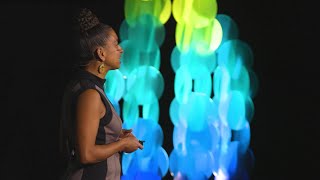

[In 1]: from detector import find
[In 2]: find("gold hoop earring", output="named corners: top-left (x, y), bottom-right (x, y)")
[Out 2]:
top-left (98, 63), bottom-right (105, 74)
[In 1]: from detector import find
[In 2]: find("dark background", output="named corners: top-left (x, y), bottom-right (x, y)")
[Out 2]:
top-left (1, 0), bottom-right (319, 179)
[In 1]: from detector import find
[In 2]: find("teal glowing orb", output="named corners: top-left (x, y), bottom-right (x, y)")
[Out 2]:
top-left (104, 69), bottom-right (125, 102)
top-left (179, 92), bottom-right (215, 132)
top-left (213, 66), bottom-right (231, 100)
top-left (126, 66), bottom-right (164, 104)
top-left (174, 65), bottom-right (212, 103)
top-left (118, 40), bottom-right (140, 77)
top-left (216, 14), bottom-right (239, 45)
top-left (218, 90), bottom-right (247, 130)
top-left (169, 98), bottom-right (181, 127)
top-left (172, 47), bottom-right (217, 74)
top-left (122, 99), bottom-right (139, 129)
top-left (133, 118), bottom-right (164, 157)
top-left (128, 14), bottom-right (165, 52)
top-left (217, 39), bottom-right (254, 72)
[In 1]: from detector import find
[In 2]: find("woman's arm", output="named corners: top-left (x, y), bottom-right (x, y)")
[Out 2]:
top-left (76, 89), bottom-right (142, 164)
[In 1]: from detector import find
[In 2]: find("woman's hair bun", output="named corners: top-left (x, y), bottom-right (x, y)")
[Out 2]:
top-left (78, 8), bottom-right (100, 33)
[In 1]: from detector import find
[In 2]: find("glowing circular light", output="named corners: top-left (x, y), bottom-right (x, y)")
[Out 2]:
top-left (134, 172), bottom-right (161, 179)
top-left (138, 48), bottom-right (161, 70)
top-left (219, 90), bottom-right (247, 130)
top-left (122, 99), bottom-right (139, 129)
top-left (128, 14), bottom-right (165, 52)
top-left (191, 64), bottom-right (212, 97)
top-left (217, 39), bottom-right (254, 72)
top-left (170, 46), bottom-right (181, 72)
top-left (173, 126), bottom-right (187, 152)
top-left (233, 121), bottom-right (251, 155)
top-left (169, 98), bottom-right (181, 127)
top-left (218, 141), bottom-right (240, 177)
top-left (119, 19), bottom-right (129, 42)
top-left (133, 118), bottom-right (164, 157)
top-left (230, 65), bottom-right (250, 97)
top-left (172, 0), bottom-right (218, 28)
top-left (248, 69), bottom-right (259, 98)
top-left (213, 66), bottom-right (231, 101)
top-left (171, 46), bottom-right (217, 73)
top-left (168, 149), bottom-right (180, 176)
top-left (175, 22), bottom-right (193, 53)
top-left (175, 64), bottom-right (212, 103)
top-left (125, 0), bottom-right (172, 25)
top-left (181, 49), bottom-right (217, 74)
top-left (192, 18), bottom-right (223, 55)
top-left (118, 40), bottom-right (140, 77)
top-left (104, 69), bottom-right (125, 102)
top-left (121, 152), bottom-right (136, 175)
top-left (179, 92), bottom-right (215, 132)
top-left (245, 96), bottom-right (255, 123)
top-left (169, 146), bottom-right (214, 179)
top-left (216, 14), bottom-right (239, 44)
top-left (142, 96), bottom-right (159, 123)
top-left (157, 147), bottom-right (170, 177)
top-left (126, 66), bottom-right (164, 104)
top-left (174, 65), bottom-right (192, 103)
top-left (185, 123), bottom-right (219, 152)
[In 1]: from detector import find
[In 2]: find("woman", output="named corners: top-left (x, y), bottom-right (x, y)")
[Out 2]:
top-left (59, 8), bottom-right (143, 180)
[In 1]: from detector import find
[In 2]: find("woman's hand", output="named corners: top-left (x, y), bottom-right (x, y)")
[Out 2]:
top-left (120, 136), bottom-right (143, 153)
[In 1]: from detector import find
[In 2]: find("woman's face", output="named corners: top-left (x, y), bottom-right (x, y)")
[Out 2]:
top-left (103, 29), bottom-right (123, 70)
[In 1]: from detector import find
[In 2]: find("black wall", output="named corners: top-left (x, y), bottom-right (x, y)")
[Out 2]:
top-left (1, 0), bottom-right (319, 179)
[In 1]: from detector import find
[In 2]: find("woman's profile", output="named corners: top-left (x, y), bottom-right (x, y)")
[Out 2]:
top-left (59, 8), bottom-right (143, 180)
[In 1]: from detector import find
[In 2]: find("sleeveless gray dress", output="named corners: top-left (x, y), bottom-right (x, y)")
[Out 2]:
top-left (60, 68), bottom-right (123, 180)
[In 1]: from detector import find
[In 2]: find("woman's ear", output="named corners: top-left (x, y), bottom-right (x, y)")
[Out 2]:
top-left (95, 47), bottom-right (106, 61)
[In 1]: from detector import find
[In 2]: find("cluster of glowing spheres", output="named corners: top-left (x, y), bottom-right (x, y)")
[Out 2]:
top-left (173, 0), bottom-right (221, 55)
top-left (169, 0), bottom-right (258, 178)
top-left (121, 118), bottom-right (169, 179)
top-left (120, 0), bottom-right (170, 78)
top-left (106, 1), bottom-right (170, 179)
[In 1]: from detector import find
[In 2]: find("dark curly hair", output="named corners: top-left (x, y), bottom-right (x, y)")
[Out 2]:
top-left (74, 8), bottom-right (113, 65)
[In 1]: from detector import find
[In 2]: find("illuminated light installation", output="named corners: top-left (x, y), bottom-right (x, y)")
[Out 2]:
top-left (103, 0), bottom-right (171, 179)
top-left (169, 0), bottom-right (258, 179)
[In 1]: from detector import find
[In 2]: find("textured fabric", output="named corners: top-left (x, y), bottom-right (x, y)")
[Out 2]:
top-left (104, 96), bottom-right (122, 180)
top-left (60, 68), bottom-right (122, 180)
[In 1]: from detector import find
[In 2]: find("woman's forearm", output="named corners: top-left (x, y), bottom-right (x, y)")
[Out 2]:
top-left (78, 140), bottom-right (125, 164)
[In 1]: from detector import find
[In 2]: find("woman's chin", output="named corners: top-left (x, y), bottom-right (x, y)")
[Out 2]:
top-left (114, 62), bottom-right (121, 69)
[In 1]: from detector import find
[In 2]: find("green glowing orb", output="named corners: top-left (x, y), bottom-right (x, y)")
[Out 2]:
top-left (192, 18), bottom-right (223, 55)
top-left (172, 0), bottom-right (217, 28)
top-left (125, 0), bottom-right (172, 25)
top-left (175, 22), bottom-right (193, 53)
top-left (175, 18), bottom-right (222, 54)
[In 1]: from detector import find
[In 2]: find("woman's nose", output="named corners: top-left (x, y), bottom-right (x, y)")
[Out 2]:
top-left (118, 45), bottom-right (123, 53)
